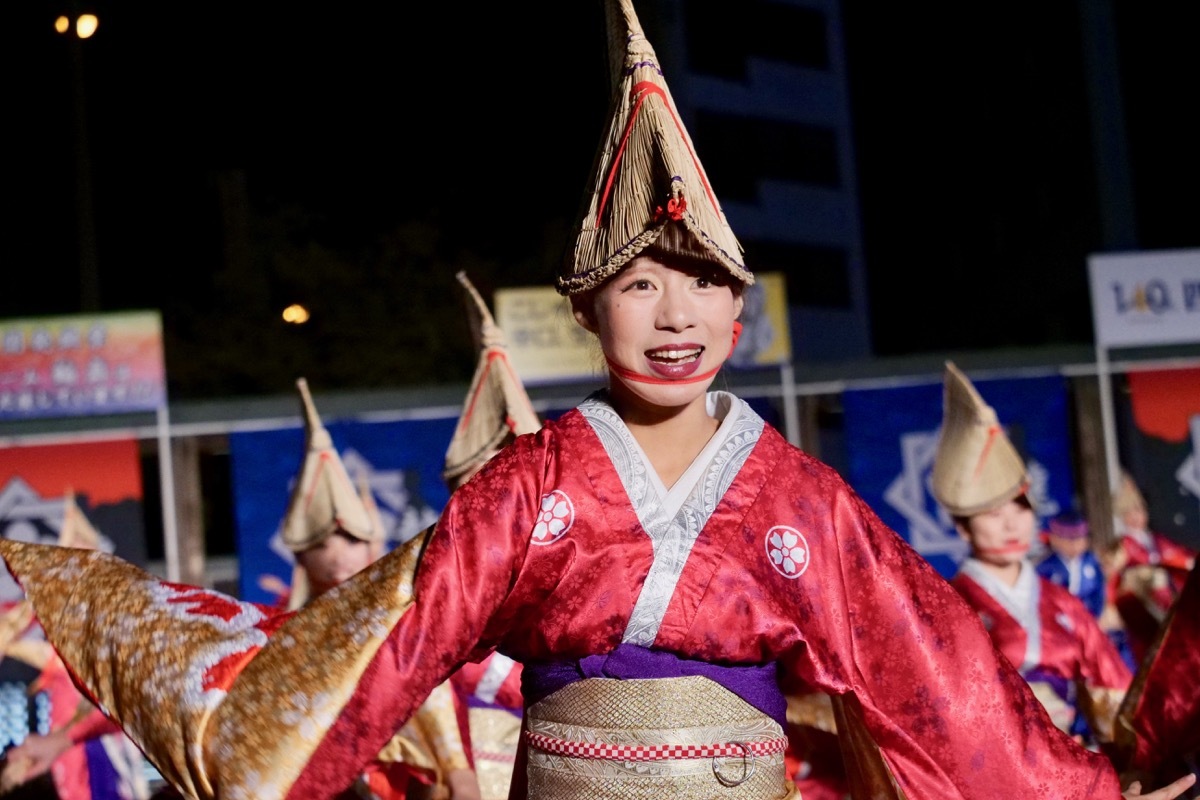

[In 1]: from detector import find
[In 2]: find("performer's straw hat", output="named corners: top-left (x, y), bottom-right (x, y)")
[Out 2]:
top-left (557, 0), bottom-right (752, 295)
top-left (281, 378), bottom-right (377, 610)
top-left (281, 378), bottom-right (375, 551)
top-left (442, 272), bottom-right (541, 486)
top-left (1113, 470), bottom-right (1146, 517)
top-left (930, 362), bottom-right (1029, 517)
top-left (58, 488), bottom-right (102, 550)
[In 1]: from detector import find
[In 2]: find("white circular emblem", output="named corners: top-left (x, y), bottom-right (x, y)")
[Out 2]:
top-left (765, 526), bottom-right (809, 578)
top-left (531, 490), bottom-right (574, 546)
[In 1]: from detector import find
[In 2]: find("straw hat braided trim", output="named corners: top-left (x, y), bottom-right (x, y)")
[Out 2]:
top-left (935, 476), bottom-right (1031, 519)
top-left (557, 220), bottom-right (753, 296)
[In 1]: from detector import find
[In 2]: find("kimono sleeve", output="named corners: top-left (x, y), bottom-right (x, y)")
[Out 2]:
top-left (788, 486), bottom-right (1123, 800)
top-left (1114, 565), bottom-right (1200, 781)
top-left (287, 433), bottom-right (545, 797)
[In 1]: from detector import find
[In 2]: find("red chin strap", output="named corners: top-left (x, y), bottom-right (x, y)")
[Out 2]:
top-left (605, 322), bottom-right (742, 386)
top-left (975, 543), bottom-right (1031, 556)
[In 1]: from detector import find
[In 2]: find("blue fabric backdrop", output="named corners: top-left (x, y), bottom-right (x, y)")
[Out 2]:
top-left (230, 416), bottom-right (457, 605)
top-left (842, 374), bottom-right (1075, 580)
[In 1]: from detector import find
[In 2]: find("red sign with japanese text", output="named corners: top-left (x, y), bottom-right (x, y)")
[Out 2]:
top-left (0, 311), bottom-right (165, 420)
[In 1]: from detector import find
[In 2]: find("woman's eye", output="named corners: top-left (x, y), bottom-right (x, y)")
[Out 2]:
top-left (695, 278), bottom-right (713, 289)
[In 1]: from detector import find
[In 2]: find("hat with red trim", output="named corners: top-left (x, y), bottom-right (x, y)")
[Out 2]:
top-left (281, 378), bottom-right (378, 610)
top-left (931, 362), bottom-right (1029, 517)
top-left (557, 0), bottom-right (752, 295)
top-left (442, 272), bottom-right (541, 487)
top-left (280, 378), bottom-right (375, 553)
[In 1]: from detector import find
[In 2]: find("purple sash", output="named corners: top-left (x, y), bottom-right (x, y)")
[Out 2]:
top-left (522, 643), bottom-right (787, 729)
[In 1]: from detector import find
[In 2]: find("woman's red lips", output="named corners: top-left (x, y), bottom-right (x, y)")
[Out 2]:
top-left (645, 344), bottom-right (704, 378)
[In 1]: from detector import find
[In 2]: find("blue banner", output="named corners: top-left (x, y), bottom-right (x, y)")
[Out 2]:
top-left (842, 374), bottom-right (1075, 580)
top-left (230, 416), bottom-right (458, 605)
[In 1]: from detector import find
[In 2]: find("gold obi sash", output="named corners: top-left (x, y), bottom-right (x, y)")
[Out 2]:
top-left (469, 705), bottom-right (522, 800)
top-left (524, 675), bottom-right (799, 800)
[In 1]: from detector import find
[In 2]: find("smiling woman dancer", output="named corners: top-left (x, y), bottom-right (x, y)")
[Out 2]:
top-left (932, 362), bottom-right (1134, 750)
top-left (0, 2), bottom-right (1196, 799)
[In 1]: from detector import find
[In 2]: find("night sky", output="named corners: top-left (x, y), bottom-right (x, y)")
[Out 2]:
top-left (5, 1), bottom-right (1199, 398)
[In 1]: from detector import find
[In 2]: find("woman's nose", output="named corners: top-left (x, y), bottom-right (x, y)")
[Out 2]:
top-left (656, 288), bottom-right (694, 331)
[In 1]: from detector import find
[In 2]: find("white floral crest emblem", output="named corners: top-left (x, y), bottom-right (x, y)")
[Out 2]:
top-left (531, 490), bottom-right (574, 546)
top-left (765, 526), bottom-right (810, 578)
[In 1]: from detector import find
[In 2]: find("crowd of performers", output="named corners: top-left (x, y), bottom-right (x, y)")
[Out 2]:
top-left (781, 364), bottom-right (1198, 800)
top-left (0, 0), bottom-right (1197, 798)
top-left (0, 269), bottom-right (532, 800)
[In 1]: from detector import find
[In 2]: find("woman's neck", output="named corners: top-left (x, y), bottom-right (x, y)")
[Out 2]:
top-left (607, 387), bottom-right (720, 489)
top-left (972, 556), bottom-right (1023, 588)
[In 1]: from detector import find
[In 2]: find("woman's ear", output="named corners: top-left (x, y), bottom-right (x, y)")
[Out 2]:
top-left (954, 520), bottom-right (972, 544)
top-left (570, 294), bottom-right (598, 333)
top-left (733, 292), bottom-right (745, 321)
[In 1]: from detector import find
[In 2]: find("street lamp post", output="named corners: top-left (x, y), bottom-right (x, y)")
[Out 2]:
top-left (56, 3), bottom-right (101, 312)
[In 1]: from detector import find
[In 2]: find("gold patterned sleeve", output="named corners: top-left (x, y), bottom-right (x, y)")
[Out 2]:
top-left (375, 678), bottom-right (472, 781)
top-left (1072, 596), bottom-right (1134, 744)
top-left (412, 679), bottom-right (473, 773)
top-left (1080, 684), bottom-right (1128, 744)
top-left (0, 530), bottom-right (434, 800)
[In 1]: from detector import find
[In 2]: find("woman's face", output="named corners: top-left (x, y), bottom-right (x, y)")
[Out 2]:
top-left (956, 498), bottom-right (1036, 568)
top-left (1120, 504), bottom-right (1148, 533)
top-left (572, 252), bottom-right (743, 413)
top-left (295, 529), bottom-right (375, 598)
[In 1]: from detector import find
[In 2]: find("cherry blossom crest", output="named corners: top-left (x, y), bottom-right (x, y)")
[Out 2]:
top-left (531, 490), bottom-right (575, 546)
top-left (765, 525), bottom-right (810, 579)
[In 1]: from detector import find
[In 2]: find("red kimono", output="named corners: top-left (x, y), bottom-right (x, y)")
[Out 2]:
top-left (952, 560), bottom-right (1132, 743)
top-left (289, 392), bottom-right (1123, 798)
top-left (1114, 564), bottom-right (1200, 787)
top-left (1113, 528), bottom-right (1196, 665)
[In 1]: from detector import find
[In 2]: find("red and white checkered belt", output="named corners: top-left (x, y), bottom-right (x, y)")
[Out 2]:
top-left (524, 731), bottom-right (788, 762)
top-left (474, 749), bottom-right (518, 764)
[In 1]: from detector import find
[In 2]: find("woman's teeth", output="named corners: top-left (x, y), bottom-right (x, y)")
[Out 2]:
top-left (648, 348), bottom-right (702, 363)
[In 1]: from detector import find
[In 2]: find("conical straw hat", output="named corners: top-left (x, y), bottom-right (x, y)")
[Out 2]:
top-left (280, 378), bottom-right (374, 553)
top-left (442, 272), bottom-right (541, 485)
top-left (1113, 470), bottom-right (1146, 517)
top-left (930, 362), bottom-right (1029, 517)
top-left (557, 0), bottom-right (752, 295)
top-left (58, 489), bottom-right (103, 550)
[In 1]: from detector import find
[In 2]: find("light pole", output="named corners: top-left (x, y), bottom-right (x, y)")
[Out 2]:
top-left (55, 4), bottom-right (101, 312)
